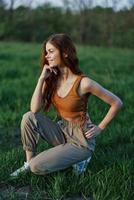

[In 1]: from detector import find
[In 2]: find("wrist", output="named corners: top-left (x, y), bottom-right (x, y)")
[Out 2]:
top-left (38, 76), bottom-right (46, 83)
top-left (98, 124), bottom-right (106, 130)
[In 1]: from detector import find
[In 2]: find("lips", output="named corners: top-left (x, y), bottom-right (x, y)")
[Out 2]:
top-left (48, 60), bottom-right (54, 63)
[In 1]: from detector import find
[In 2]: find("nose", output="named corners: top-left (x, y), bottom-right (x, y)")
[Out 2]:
top-left (45, 54), bottom-right (49, 59)
top-left (45, 53), bottom-right (51, 60)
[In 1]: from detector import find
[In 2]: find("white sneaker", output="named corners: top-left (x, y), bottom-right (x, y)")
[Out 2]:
top-left (72, 156), bottom-right (91, 176)
top-left (10, 161), bottom-right (30, 178)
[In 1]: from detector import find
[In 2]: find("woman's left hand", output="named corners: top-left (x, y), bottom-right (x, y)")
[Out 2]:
top-left (84, 125), bottom-right (103, 139)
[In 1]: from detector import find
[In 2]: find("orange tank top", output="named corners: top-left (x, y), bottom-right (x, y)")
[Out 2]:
top-left (51, 75), bottom-right (91, 126)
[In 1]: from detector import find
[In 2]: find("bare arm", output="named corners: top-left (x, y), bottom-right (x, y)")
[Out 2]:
top-left (30, 77), bottom-right (46, 113)
top-left (30, 65), bottom-right (57, 113)
top-left (81, 77), bottom-right (123, 130)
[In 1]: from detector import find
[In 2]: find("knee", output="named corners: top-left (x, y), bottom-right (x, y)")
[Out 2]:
top-left (29, 161), bottom-right (39, 174)
top-left (29, 160), bottom-right (42, 175)
top-left (21, 111), bottom-right (35, 127)
top-left (29, 158), bottom-right (49, 175)
top-left (22, 111), bottom-right (34, 121)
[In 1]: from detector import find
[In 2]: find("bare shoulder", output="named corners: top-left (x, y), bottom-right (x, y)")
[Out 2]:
top-left (80, 76), bottom-right (95, 89)
top-left (80, 76), bottom-right (92, 87)
top-left (80, 76), bottom-right (94, 93)
top-left (79, 76), bottom-right (104, 94)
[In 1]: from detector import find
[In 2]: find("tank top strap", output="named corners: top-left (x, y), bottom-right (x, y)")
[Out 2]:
top-left (71, 74), bottom-right (87, 95)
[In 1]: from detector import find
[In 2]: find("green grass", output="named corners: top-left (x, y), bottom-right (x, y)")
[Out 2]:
top-left (0, 41), bottom-right (133, 200)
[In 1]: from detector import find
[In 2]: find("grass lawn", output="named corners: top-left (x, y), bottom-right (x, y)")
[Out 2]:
top-left (0, 41), bottom-right (133, 200)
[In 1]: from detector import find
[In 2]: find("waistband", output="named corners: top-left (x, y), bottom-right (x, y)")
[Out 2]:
top-left (60, 116), bottom-right (93, 129)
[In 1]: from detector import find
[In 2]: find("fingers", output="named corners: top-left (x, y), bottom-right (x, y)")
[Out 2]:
top-left (43, 65), bottom-right (58, 75)
top-left (85, 127), bottom-right (96, 139)
top-left (52, 68), bottom-right (58, 75)
top-left (84, 126), bottom-right (102, 139)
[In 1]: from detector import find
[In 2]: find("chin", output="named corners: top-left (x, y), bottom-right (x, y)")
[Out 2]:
top-left (54, 64), bottom-right (60, 67)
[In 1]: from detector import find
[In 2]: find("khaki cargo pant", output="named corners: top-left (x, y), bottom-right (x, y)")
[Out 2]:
top-left (21, 111), bottom-right (95, 175)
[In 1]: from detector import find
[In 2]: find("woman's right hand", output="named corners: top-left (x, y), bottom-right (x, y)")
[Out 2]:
top-left (40, 64), bottom-right (58, 80)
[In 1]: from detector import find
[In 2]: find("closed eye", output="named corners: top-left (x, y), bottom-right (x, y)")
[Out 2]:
top-left (46, 49), bottom-right (54, 54)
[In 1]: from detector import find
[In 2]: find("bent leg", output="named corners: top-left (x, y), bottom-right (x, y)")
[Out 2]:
top-left (29, 143), bottom-right (92, 175)
top-left (10, 111), bottom-right (66, 178)
top-left (21, 111), bottom-right (66, 152)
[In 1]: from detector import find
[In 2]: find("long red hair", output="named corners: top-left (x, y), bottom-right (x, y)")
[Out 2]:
top-left (40, 33), bottom-right (83, 111)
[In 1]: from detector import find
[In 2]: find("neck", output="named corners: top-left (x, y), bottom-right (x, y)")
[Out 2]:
top-left (59, 66), bottom-right (73, 81)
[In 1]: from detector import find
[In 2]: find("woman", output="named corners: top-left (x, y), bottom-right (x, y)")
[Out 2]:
top-left (10, 33), bottom-right (123, 177)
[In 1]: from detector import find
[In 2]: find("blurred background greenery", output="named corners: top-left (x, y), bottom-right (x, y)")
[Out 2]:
top-left (0, 1), bottom-right (134, 199)
top-left (0, 0), bottom-right (134, 48)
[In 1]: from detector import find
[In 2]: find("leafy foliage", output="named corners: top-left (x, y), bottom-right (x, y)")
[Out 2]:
top-left (0, 3), bottom-right (134, 48)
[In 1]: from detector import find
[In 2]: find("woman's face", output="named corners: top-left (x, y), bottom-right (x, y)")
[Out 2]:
top-left (45, 42), bottom-right (62, 67)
